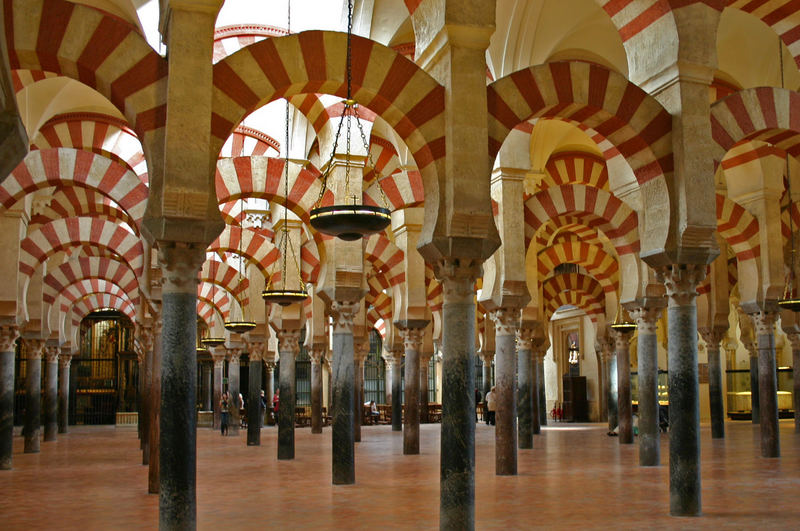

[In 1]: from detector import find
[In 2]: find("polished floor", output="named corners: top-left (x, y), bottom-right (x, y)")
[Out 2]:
top-left (2, 419), bottom-right (799, 530)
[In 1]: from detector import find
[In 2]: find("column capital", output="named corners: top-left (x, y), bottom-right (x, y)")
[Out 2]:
top-left (597, 336), bottom-right (616, 361)
top-left (264, 360), bottom-right (277, 370)
top-left (246, 341), bottom-right (265, 361)
top-left (330, 301), bottom-right (359, 334)
top-left (136, 323), bottom-right (155, 352)
top-left (211, 346), bottom-right (226, 367)
top-left (656, 264), bottom-right (706, 307)
top-left (629, 306), bottom-right (661, 335)
top-left (45, 346), bottom-right (60, 364)
top-left (277, 329), bottom-right (301, 357)
top-left (157, 241), bottom-right (205, 295)
top-left (433, 258), bottom-right (481, 304)
top-left (227, 348), bottom-right (242, 362)
top-left (0, 324), bottom-right (18, 352)
top-left (489, 307), bottom-right (521, 337)
top-left (787, 332), bottom-right (800, 351)
top-left (516, 325), bottom-right (537, 351)
top-left (383, 349), bottom-right (404, 367)
top-left (58, 353), bottom-right (73, 369)
top-left (611, 328), bottom-right (633, 351)
top-left (750, 311), bottom-right (778, 337)
top-left (354, 339), bottom-right (370, 363)
top-left (309, 346), bottom-right (326, 365)
top-left (398, 326), bottom-right (425, 353)
top-left (24, 338), bottom-right (45, 360)
top-left (698, 326), bottom-right (727, 349)
top-left (478, 349), bottom-right (495, 364)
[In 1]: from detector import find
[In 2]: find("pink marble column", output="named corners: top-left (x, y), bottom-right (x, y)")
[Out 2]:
top-left (399, 325), bottom-right (426, 455)
top-left (490, 308), bottom-right (520, 475)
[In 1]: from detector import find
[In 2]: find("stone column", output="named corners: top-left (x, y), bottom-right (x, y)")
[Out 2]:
top-left (399, 325), bottom-right (426, 455)
top-left (435, 259), bottom-right (481, 529)
top-left (745, 339), bottom-right (760, 424)
top-left (612, 329), bottom-right (634, 444)
top-left (277, 329), bottom-right (299, 459)
top-left (0, 324), bottom-right (18, 469)
top-left (310, 346), bottom-right (325, 434)
top-left (631, 307), bottom-right (662, 466)
top-left (157, 243), bottom-right (205, 528)
top-left (202, 363), bottom-right (212, 411)
top-left (211, 349), bottom-right (225, 430)
top-left (532, 347), bottom-right (546, 435)
top-left (388, 349), bottom-right (403, 432)
top-left (24, 338), bottom-right (44, 454)
top-left (138, 324), bottom-right (154, 466)
top-left (247, 344), bottom-right (263, 446)
top-left (43, 346), bottom-right (59, 442)
top-left (227, 349), bottom-right (241, 435)
top-left (537, 356), bottom-right (547, 426)
top-left (751, 311), bottom-right (779, 458)
top-left (599, 338), bottom-right (617, 432)
top-left (516, 326), bottom-right (534, 449)
top-left (420, 352), bottom-right (432, 423)
top-left (330, 301), bottom-right (358, 485)
top-left (789, 333), bottom-right (800, 433)
top-left (698, 326), bottom-right (726, 440)
top-left (57, 352), bottom-right (72, 434)
top-left (265, 360), bottom-right (276, 424)
top-left (480, 351), bottom-right (493, 404)
top-left (490, 308), bottom-right (519, 475)
top-left (657, 264), bottom-right (705, 517)
top-left (353, 339), bottom-right (368, 443)
top-left (149, 319), bottom-right (162, 494)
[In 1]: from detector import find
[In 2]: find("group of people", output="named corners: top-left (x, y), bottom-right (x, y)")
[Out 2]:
top-left (476, 387), bottom-right (497, 425)
top-left (218, 390), bottom-right (280, 436)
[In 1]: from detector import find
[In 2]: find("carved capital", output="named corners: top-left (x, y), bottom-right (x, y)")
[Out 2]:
top-left (489, 307), bottom-right (520, 337)
top-left (211, 346), bottom-right (227, 367)
top-left (434, 258), bottom-right (481, 304)
top-left (354, 339), bottom-right (370, 363)
top-left (516, 326), bottom-right (534, 351)
top-left (136, 323), bottom-right (155, 353)
top-left (656, 264), bottom-right (706, 307)
top-left (309, 346), bottom-right (326, 365)
top-left (698, 326), bottom-right (727, 350)
top-left (45, 346), bottom-right (60, 364)
top-left (383, 348), bottom-right (404, 367)
top-left (264, 361), bottom-right (277, 371)
top-left (157, 241), bottom-right (205, 294)
top-left (629, 306), bottom-right (661, 335)
top-left (58, 354), bottom-right (72, 369)
top-left (24, 338), bottom-right (44, 360)
top-left (479, 350), bottom-right (494, 364)
top-left (597, 336), bottom-right (615, 361)
top-left (751, 311), bottom-right (778, 337)
top-left (398, 327), bottom-right (425, 353)
top-left (246, 341), bottom-right (265, 361)
top-left (227, 348), bottom-right (242, 363)
top-left (611, 329), bottom-right (632, 351)
top-left (277, 329), bottom-right (301, 357)
top-left (0, 324), bottom-right (18, 352)
top-left (330, 300), bottom-right (359, 334)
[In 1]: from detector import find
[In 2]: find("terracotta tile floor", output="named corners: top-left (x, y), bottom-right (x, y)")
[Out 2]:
top-left (2, 420), bottom-right (799, 530)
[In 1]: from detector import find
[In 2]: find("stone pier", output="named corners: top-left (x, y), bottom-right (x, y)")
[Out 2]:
top-left (43, 346), bottom-right (59, 442)
top-left (0, 324), bottom-right (18, 469)
top-left (24, 338), bottom-right (44, 454)
top-left (632, 307), bottom-right (661, 466)
top-left (277, 329), bottom-right (300, 459)
top-left (331, 301), bottom-right (358, 485)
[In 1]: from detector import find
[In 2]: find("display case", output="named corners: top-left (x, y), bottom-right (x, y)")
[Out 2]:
top-left (630, 370), bottom-right (669, 405)
top-left (726, 367), bottom-right (794, 420)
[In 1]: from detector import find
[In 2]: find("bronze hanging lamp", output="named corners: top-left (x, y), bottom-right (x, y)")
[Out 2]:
top-left (202, 255), bottom-right (227, 347)
top-left (224, 200), bottom-right (257, 334)
top-left (610, 300), bottom-right (636, 333)
top-left (308, 0), bottom-right (391, 240)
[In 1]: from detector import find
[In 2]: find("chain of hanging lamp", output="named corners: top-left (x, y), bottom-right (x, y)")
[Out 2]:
top-left (224, 196), bottom-right (256, 333)
top-left (202, 255), bottom-right (226, 347)
top-left (307, 0), bottom-right (392, 241)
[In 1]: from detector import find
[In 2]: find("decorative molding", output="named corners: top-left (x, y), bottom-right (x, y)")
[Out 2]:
top-left (656, 264), bottom-right (705, 307)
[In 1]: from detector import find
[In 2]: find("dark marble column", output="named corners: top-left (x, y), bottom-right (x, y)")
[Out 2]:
top-left (331, 301), bottom-right (358, 485)
top-left (595, 346), bottom-right (608, 423)
top-left (0, 324), bottom-right (18, 470)
top-left (227, 350), bottom-right (241, 435)
top-left (139, 325), bottom-right (154, 466)
top-left (480, 352), bottom-right (493, 405)
top-left (43, 346), bottom-right (59, 442)
top-left (157, 243), bottom-right (204, 529)
top-left (537, 358), bottom-right (547, 426)
top-left (310, 347), bottom-right (325, 434)
top-left (149, 320), bottom-right (162, 494)
top-left (491, 308), bottom-right (519, 475)
top-left (399, 324), bottom-right (426, 455)
top-left (420, 353), bottom-right (432, 423)
top-left (277, 329), bottom-right (299, 459)
top-left (436, 259), bottom-right (480, 530)
top-left (613, 329), bottom-right (634, 444)
top-left (516, 327), bottom-right (534, 449)
top-left (632, 307), bottom-right (662, 466)
top-left (789, 333), bottom-right (800, 433)
top-left (699, 327), bottom-right (726, 440)
top-left (532, 349), bottom-right (545, 435)
top-left (752, 311), bottom-right (779, 458)
top-left (202, 363), bottom-right (212, 411)
top-left (24, 338), bottom-right (44, 454)
top-left (353, 341), bottom-right (367, 443)
top-left (57, 353), bottom-right (71, 435)
top-left (604, 349), bottom-right (618, 433)
top-left (658, 264), bottom-right (704, 517)
top-left (389, 351), bottom-right (403, 432)
top-left (211, 350), bottom-right (224, 431)
top-left (747, 346), bottom-right (760, 424)
top-left (246, 344), bottom-right (263, 446)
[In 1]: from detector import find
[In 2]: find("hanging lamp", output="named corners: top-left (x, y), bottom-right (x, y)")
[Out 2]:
top-left (262, 3), bottom-right (310, 307)
top-left (776, 37), bottom-right (800, 311)
top-left (224, 201), bottom-right (257, 334)
top-left (202, 255), bottom-right (227, 347)
top-left (610, 301), bottom-right (636, 333)
top-left (308, 0), bottom-right (391, 240)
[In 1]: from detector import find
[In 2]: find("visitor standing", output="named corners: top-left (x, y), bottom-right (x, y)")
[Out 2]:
top-left (220, 391), bottom-right (230, 436)
top-left (485, 386), bottom-right (496, 426)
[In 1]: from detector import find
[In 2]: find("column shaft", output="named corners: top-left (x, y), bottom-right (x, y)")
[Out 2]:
top-left (615, 333), bottom-right (633, 444)
top-left (531, 354), bottom-right (541, 435)
top-left (707, 345), bottom-right (725, 439)
top-left (142, 334), bottom-right (153, 465)
top-left (606, 355), bottom-right (618, 432)
top-left (0, 349), bottom-right (14, 469)
top-left (266, 365), bottom-right (275, 424)
top-left (354, 358), bottom-right (362, 443)
top-left (754, 313), bottom-right (779, 458)
top-left (420, 359), bottom-right (430, 423)
top-left (43, 354), bottom-right (58, 442)
top-left (635, 311), bottom-right (660, 466)
top-left (402, 332), bottom-right (422, 455)
top-left (481, 360), bottom-right (492, 404)
top-left (278, 341), bottom-right (297, 460)
top-left (247, 357), bottom-right (262, 446)
top-left (331, 302), bottom-right (356, 485)
top-left (58, 360), bottom-right (70, 434)
top-left (538, 360), bottom-right (547, 426)
top-left (149, 326), bottom-right (161, 494)
top-left (494, 328), bottom-right (517, 474)
top-left (749, 356), bottom-right (760, 424)
top-left (24, 348), bottom-right (41, 454)
top-left (212, 359), bottom-right (223, 430)
top-left (228, 355), bottom-right (240, 435)
top-left (202, 364), bottom-right (212, 411)
top-left (792, 340), bottom-right (800, 433)
top-left (311, 357), bottom-right (323, 434)
top-left (517, 347), bottom-right (533, 449)
top-left (391, 359), bottom-right (402, 431)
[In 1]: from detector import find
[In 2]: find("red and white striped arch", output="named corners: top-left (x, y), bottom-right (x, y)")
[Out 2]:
top-left (300, 239), bottom-right (321, 285)
top-left (425, 263), bottom-right (443, 313)
top-left (524, 184), bottom-right (640, 255)
top-left (716, 193), bottom-right (760, 261)
top-left (538, 241), bottom-right (619, 293)
top-left (710, 87), bottom-right (800, 163)
top-left (207, 225), bottom-right (278, 279)
top-left (199, 258), bottom-right (250, 301)
top-left (28, 187), bottom-right (138, 235)
top-left (6, 0), bottom-right (168, 143)
top-left (211, 31), bottom-right (445, 187)
top-left (544, 151), bottom-right (609, 190)
top-left (364, 136), bottom-right (402, 185)
top-left (197, 283), bottom-right (236, 318)
top-left (535, 215), bottom-right (607, 249)
top-left (31, 112), bottom-right (148, 183)
top-left (542, 273), bottom-right (605, 323)
top-left (59, 279), bottom-right (134, 316)
top-left (364, 234), bottom-right (405, 287)
top-left (213, 24), bottom-right (287, 64)
top-left (43, 256), bottom-right (139, 306)
top-left (70, 292), bottom-right (136, 325)
top-left (729, 0), bottom-right (800, 68)
top-left (10, 69), bottom-right (58, 92)
top-left (363, 170), bottom-right (425, 211)
top-left (19, 216), bottom-right (144, 278)
top-left (487, 61), bottom-right (673, 186)
top-left (219, 125), bottom-right (280, 159)
top-left (2, 149), bottom-right (148, 227)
